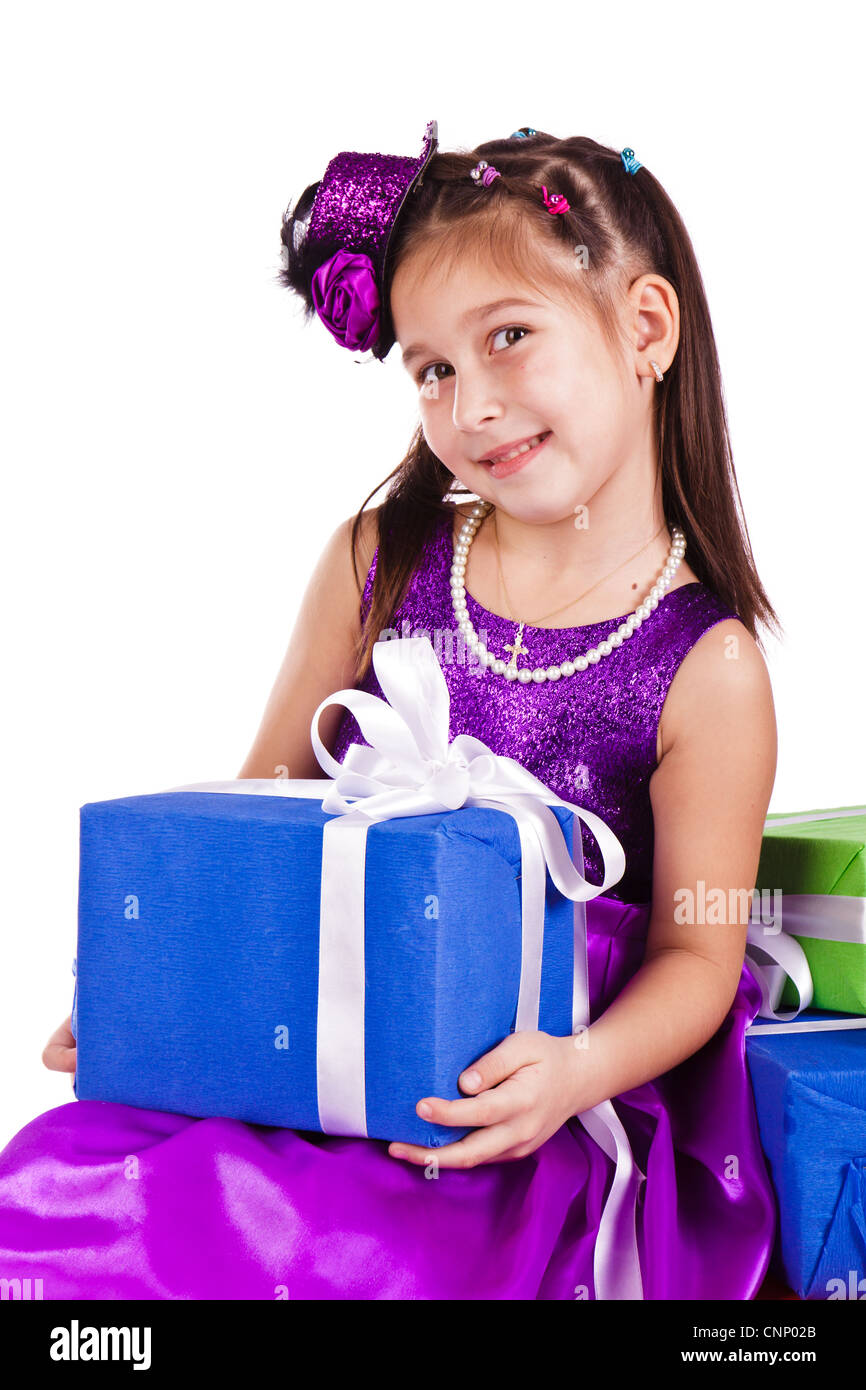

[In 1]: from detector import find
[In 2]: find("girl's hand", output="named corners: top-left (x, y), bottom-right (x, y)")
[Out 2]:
top-left (388, 1030), bottom-right (584, 1168)
top-left (43, 1014), bottom-right (77, 1086)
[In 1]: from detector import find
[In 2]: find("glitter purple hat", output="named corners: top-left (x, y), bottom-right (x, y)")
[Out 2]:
top-left (283, 120), bottom-right (439, 362)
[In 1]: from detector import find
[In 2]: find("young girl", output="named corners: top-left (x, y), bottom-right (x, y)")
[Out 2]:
top-left (6, 123), bottom-right (781, 1300)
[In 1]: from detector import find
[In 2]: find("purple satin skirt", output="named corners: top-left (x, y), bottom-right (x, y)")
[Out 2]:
top-left (0, 900), bottom-right (776, 1299)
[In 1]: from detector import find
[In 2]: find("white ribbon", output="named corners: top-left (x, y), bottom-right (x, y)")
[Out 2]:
top-left (165, 634), bottom-right (645, 1300)
top-left (744, 806), bottom-right (866, 1030)
top-left (762, 894), bottom-right (866, 945)
top-left (762, 806), bottom-right (866, 829)
top-left (746, 1015), bottom-right (866, 1035)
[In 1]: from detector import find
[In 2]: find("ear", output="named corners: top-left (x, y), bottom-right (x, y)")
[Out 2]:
top-left (628, 273), bottom-right (679, 378)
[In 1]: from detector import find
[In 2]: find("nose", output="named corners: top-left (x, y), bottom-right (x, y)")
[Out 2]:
top-left (450, 366), bottom-right (504, 437)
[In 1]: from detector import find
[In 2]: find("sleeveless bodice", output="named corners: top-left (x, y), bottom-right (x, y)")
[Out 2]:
top-left (331, 507), bottom-right (742, 904)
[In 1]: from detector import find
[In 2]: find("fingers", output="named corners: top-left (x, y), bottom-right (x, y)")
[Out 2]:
top-left (389, 1121), bottom-right (531, 1168)
top-left (43, 1016), bottom-right (77, 1073)
top-left (458, 1030), bottom-right (545, 1097)
top-left (417, 1073), bottom-right (532, 1129)
top-left (388, 1071), bottom-right (539, 1168)
top-left (42, 1041), bottom-right (76, 1073)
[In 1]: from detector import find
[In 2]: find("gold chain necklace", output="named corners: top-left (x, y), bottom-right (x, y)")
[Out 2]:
top-left (491, 508), bottom-right (667, 629)
top-left (449, 502), bottom-right (687, 683)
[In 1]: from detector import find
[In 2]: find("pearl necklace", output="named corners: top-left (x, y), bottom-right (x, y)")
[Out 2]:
top-left (450, 503), bottom-right (687, 683)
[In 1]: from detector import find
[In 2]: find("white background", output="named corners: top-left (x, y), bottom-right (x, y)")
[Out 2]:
top-left (1, 1), bottom-right (863, 1144)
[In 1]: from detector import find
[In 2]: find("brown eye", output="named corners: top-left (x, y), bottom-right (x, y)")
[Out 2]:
top-left (416, 362), bottom-right (453, 388)
top-left (491, 325), bottom-right (530, 353)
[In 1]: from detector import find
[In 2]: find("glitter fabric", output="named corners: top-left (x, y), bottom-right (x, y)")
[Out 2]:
top-left (308, 149), bottom-right (423, 253)
top-left (331, 506), bottom-right (741, 905)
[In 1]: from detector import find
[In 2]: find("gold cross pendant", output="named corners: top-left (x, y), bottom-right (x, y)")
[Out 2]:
top-left (504, 623), bottom-right (528, 676)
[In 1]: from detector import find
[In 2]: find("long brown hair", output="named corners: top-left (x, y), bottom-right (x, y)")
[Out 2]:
top-left (282, 131), bottom-right (782, 685)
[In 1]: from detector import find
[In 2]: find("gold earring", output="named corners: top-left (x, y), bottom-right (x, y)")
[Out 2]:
top-left (649, 360), bottom-right (664, 382)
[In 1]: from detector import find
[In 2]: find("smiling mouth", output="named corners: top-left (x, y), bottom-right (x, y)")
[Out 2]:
top-left (482, 431), bottom-right (551, 466)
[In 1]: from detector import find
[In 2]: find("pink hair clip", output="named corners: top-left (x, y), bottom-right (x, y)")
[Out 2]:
top-left (470, 160), bottom-right (501, 186)
top-left (541, 185), bottom-right (569, 215)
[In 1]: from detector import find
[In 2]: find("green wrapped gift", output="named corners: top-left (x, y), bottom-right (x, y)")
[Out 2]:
top-left (752, 806), bottom-right (866, 1015)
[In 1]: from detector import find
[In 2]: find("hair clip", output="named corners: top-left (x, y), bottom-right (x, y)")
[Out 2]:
top-left (541, 185), bottom-right (569, 215)
top-left (470, 160), bottom-right (501, 186)
top-left (509, 127), bottom-right (538, 139)
top-left (620, 148), bottom-right (642, 175)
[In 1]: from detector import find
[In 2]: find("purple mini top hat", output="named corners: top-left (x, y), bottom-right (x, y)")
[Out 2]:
top-left (286, 119), bottom-right (439, 362)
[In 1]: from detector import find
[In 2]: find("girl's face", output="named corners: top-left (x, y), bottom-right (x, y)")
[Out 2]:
top-left (390, 251), bottom-right (652, 526)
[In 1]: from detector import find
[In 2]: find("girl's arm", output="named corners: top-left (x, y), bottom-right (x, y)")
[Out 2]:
top-left (237, 509), bottom-right (379, 780)
top-left (568, 617), bottom-right (778, 1114)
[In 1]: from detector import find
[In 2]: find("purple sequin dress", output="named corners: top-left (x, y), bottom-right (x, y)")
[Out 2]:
top-left (0, 508), bottom-right (776, 1299)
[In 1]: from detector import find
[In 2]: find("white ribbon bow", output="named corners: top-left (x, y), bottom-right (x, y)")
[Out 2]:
top-left (166, 634), bottom-right (646, 1300)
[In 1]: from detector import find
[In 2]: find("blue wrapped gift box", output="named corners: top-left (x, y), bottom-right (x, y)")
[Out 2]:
top-left (745, 1015), bottom-right (866, 1299)
top-left (71, 789), bottom-right (583, 1148)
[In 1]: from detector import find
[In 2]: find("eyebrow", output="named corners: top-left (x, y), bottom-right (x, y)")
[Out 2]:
top-left (400, 297), bottom-right (543, 370)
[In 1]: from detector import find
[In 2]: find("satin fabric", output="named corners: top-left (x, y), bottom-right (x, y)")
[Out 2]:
top-left (0, 898), bottom-right (775, 1299)
top-left (310, 248), bottom-right (381, 353)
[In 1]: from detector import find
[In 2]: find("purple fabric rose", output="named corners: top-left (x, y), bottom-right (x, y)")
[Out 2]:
top-left (311, 248), bottom-right (380, 353)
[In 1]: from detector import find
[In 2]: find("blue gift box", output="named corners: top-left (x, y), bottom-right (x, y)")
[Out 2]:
top-left (72, 790), bottom-right (582, 1149)
top-left (745, 1014), bottom-right (866, 1299)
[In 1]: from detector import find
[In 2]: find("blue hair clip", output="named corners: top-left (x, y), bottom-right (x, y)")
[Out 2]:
top-left (510, 127), bottom-right (538, 139)
top-left (620, 147), bottom-right (642, 175)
